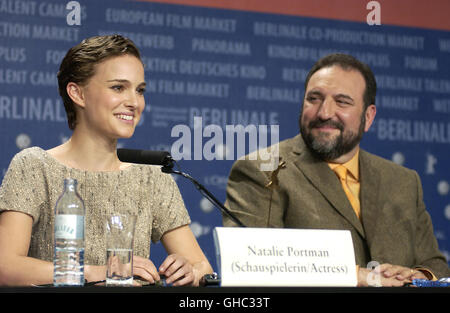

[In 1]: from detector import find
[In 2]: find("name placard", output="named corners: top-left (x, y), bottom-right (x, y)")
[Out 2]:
top-left (213, 227), bottom-right (357, 287)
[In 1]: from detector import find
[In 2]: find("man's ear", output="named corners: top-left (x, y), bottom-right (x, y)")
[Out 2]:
top-left (364, 104), bottom-right (376, 132)
top-left (66, 82), bottom-right (85, 108)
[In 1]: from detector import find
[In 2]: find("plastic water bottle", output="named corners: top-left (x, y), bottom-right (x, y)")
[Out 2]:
top-left (53, 178), bottom-right (85, 286)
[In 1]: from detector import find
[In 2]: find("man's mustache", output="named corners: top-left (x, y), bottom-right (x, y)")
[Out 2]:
top-left (308, 119), bottom-right (344, 131)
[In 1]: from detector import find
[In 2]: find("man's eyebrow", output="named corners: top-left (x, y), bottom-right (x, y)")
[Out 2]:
top-left (334, 93), bottom-right (354, 102)
top-left (306, 90), bottom-right (324, 97)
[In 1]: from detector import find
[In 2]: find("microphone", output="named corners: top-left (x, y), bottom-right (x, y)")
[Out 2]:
top-left (117, 148), bottom-right (246, 227)
top-left (117, 149), bottom-right (174, 169)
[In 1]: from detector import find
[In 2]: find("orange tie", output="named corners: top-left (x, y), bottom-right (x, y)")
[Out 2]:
top-left (333, 165), bottom-right (361, 219)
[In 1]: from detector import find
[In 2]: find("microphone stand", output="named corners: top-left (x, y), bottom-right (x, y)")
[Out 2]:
top-left (161, 162), bottom-right (246, 228)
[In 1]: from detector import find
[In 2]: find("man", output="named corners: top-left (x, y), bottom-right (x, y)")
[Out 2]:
top-left (223, 54), bottom-right (449, 286)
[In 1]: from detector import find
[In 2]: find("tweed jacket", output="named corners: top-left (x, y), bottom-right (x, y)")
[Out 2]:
top-left (224, 134), bottom-right (450, 278)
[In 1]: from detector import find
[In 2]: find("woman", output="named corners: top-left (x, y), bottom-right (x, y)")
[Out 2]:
top-left (0, 35), bottom-right (213, 286)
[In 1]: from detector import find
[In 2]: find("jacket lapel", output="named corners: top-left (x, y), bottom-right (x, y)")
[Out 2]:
top-left (359, 150), bottom-right (382, 243)
top-left (290, 137), bottom-right (366, 238)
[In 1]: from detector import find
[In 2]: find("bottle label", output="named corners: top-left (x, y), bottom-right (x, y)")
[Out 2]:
top-left (55, 215), bottom-right (84, 239)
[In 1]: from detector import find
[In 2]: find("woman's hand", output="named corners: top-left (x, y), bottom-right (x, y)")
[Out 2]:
top-left (159, 254), bottom-right (196, 286)
top-left (86, 256), bottom-right (160, 286)
top-left (159, 225), bottom-right (214, 287)
top-left (132, 255), bottom-right (160, 284)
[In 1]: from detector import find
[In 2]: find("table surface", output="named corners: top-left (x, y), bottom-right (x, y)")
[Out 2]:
top-left (1, 285), bottom-right (449, 293)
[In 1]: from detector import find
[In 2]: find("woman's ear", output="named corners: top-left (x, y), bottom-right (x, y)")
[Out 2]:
top-left (66, 82), bottom-right (86, 108)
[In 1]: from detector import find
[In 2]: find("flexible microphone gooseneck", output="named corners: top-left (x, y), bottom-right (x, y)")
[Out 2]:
top-left (117, 149), bottom-right (246, 227)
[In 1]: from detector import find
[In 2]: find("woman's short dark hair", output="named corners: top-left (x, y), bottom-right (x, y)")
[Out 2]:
top-left (57, 34), bottom-right (142, 130)
top-left (304, 53), bottom-right (377, 109)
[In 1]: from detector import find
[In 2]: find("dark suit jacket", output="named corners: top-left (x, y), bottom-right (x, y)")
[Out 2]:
top-left (224, 134), bottom-right (450, 278)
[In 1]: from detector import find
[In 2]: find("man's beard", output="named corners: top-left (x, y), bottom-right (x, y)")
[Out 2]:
top-left (299, 113), bottom-right (365, 162)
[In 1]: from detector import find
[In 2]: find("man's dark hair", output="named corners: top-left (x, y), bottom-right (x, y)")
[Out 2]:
top-left (304, 53), bottom-right (377, 109)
